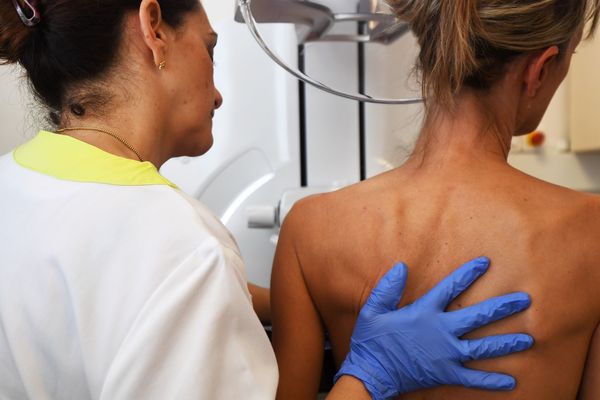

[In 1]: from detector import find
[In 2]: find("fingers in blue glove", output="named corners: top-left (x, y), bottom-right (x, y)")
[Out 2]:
top-left (364, 262), bottom-right (408, 313)
top-left (454, 368), bottom-right (516, 391)
top-left (460, 333), bottom-right (534, 362)
top-left (421, 256), bottom-right (490, 309)
top-left (448, 292), bottom-right (532, 337)
top-left (340, 257), bottom-right (534, 397)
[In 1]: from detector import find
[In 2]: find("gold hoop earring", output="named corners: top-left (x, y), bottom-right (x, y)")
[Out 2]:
top-left (158, 61), bottom-right (166, 70)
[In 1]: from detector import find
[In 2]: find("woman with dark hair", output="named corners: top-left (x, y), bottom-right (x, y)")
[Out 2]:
top-left (0, 0), bottom-right (533, 398)
top-left (272, 0), bottom-right (600, 399)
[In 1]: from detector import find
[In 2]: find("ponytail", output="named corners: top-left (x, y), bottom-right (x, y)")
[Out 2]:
top-left (431, 0), bottom-right (480, 107)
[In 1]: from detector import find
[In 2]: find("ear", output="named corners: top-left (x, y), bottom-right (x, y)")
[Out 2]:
top-left (523, 46), bottom-right (560, 97)
top-left (139, 0), bottom-right (169, 69)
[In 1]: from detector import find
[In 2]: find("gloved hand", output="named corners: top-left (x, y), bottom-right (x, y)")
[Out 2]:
top-left (335, 257), bottom-right (533, 399)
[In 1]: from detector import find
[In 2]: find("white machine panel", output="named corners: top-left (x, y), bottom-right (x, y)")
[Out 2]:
top-left (304, 2), bottom-right (360, 186)
top-left (305, 41), bottom-right (360, 186)
top-left (364, 33), bottom-right (423, 176)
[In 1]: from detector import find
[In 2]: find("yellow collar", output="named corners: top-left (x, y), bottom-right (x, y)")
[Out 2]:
top-left (14, 131), bottom-right (177, 188)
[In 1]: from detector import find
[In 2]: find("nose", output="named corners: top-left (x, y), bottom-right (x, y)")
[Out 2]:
top-left (214, 88), bottom-right (223, 110)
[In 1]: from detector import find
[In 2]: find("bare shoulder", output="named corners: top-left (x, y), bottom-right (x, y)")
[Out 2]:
top-left (521, 178), bottom-right (600, 278)
top-left (569, 190), bottom-right (600, 218)
top-left (510, 169), bottom-right (600, 221)
top-left (285, 179), bottom-right (383, 234)
top-left (533, 179), bottom-right (600, 229)
top-left (564, 190), bottom-right (600, 255)
top-left (282, 178), bottom-right (387, 265)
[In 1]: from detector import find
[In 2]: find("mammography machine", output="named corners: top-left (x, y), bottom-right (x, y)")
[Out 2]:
top-left (161, 0), bottom-right (600, 289)
top-left (162, 0), bottom-right (425, 288)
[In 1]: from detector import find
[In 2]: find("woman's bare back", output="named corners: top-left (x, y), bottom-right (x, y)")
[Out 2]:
top-left (272, 159), bottom-right (600, 399)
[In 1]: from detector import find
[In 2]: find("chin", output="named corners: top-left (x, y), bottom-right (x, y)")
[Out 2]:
top-left (515, 120), bottom-right (543, 136)
top-left (514, 130), bottom-right (531, 137)
top-left (192, 134), bottom-right (214, 157)
top-left (196, 143), bottom-right (213, 156)
top-left (181, 125), bottom-right (214, 154)
top-left (172, 138), bottom-right (214, 159)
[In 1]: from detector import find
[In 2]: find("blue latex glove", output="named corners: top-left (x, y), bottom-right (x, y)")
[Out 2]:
top-left (335, 257), bottom-right (533, 399)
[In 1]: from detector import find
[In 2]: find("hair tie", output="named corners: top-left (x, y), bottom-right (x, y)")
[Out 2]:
top-left (11, 0), bottom-right (41, 27)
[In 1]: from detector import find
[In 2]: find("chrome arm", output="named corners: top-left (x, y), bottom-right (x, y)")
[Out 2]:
top-left (237, 0), bottom-right (423, 105)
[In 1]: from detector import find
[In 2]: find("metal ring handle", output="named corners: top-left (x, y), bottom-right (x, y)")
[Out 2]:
top-left (238, 0), bottom-right (423, 105)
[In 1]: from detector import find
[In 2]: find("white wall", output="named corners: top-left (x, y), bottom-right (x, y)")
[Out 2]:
top-left (203, 0), bottom-right (236, 25)
top-left (0, 66), bottom-right (36, 155)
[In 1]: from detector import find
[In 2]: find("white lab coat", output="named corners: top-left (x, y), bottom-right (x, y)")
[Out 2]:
top-left (0, 132), bottom-right (278, 399)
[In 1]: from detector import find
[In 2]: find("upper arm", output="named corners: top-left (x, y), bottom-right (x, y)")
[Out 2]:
top-left (578, 322), bottom-right (600, 399)
top-left (271, 204), bottom-right (326, 400)
top-left (248, 283), bottom-right (271, 325)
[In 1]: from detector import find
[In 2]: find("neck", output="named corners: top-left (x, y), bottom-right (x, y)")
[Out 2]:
top-left (405, 90), bottom-right (518, 172)
top-left (58, 87), bottom-right (170, 168)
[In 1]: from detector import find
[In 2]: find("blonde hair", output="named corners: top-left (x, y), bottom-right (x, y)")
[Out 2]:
top-left (388, 0), bottom-right (600, 108)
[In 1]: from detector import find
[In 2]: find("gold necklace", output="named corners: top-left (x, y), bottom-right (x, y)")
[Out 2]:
top-left (57, 127), bottom-right (144, 162)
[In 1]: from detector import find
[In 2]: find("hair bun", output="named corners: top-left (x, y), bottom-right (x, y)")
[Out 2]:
top-left (0, 1), bottom-right (36, 64)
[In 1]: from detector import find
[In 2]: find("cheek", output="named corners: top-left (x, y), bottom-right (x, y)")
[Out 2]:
top-left (171, 41), bottom-right (215, 120)
top-left (190, 56), bottom-right (214, 102)
top-left (180, 67), bottom-right (213, 110)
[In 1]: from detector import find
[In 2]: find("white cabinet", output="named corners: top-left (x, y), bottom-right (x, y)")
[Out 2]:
top-left (569, 32), bottom-right (600, 152)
